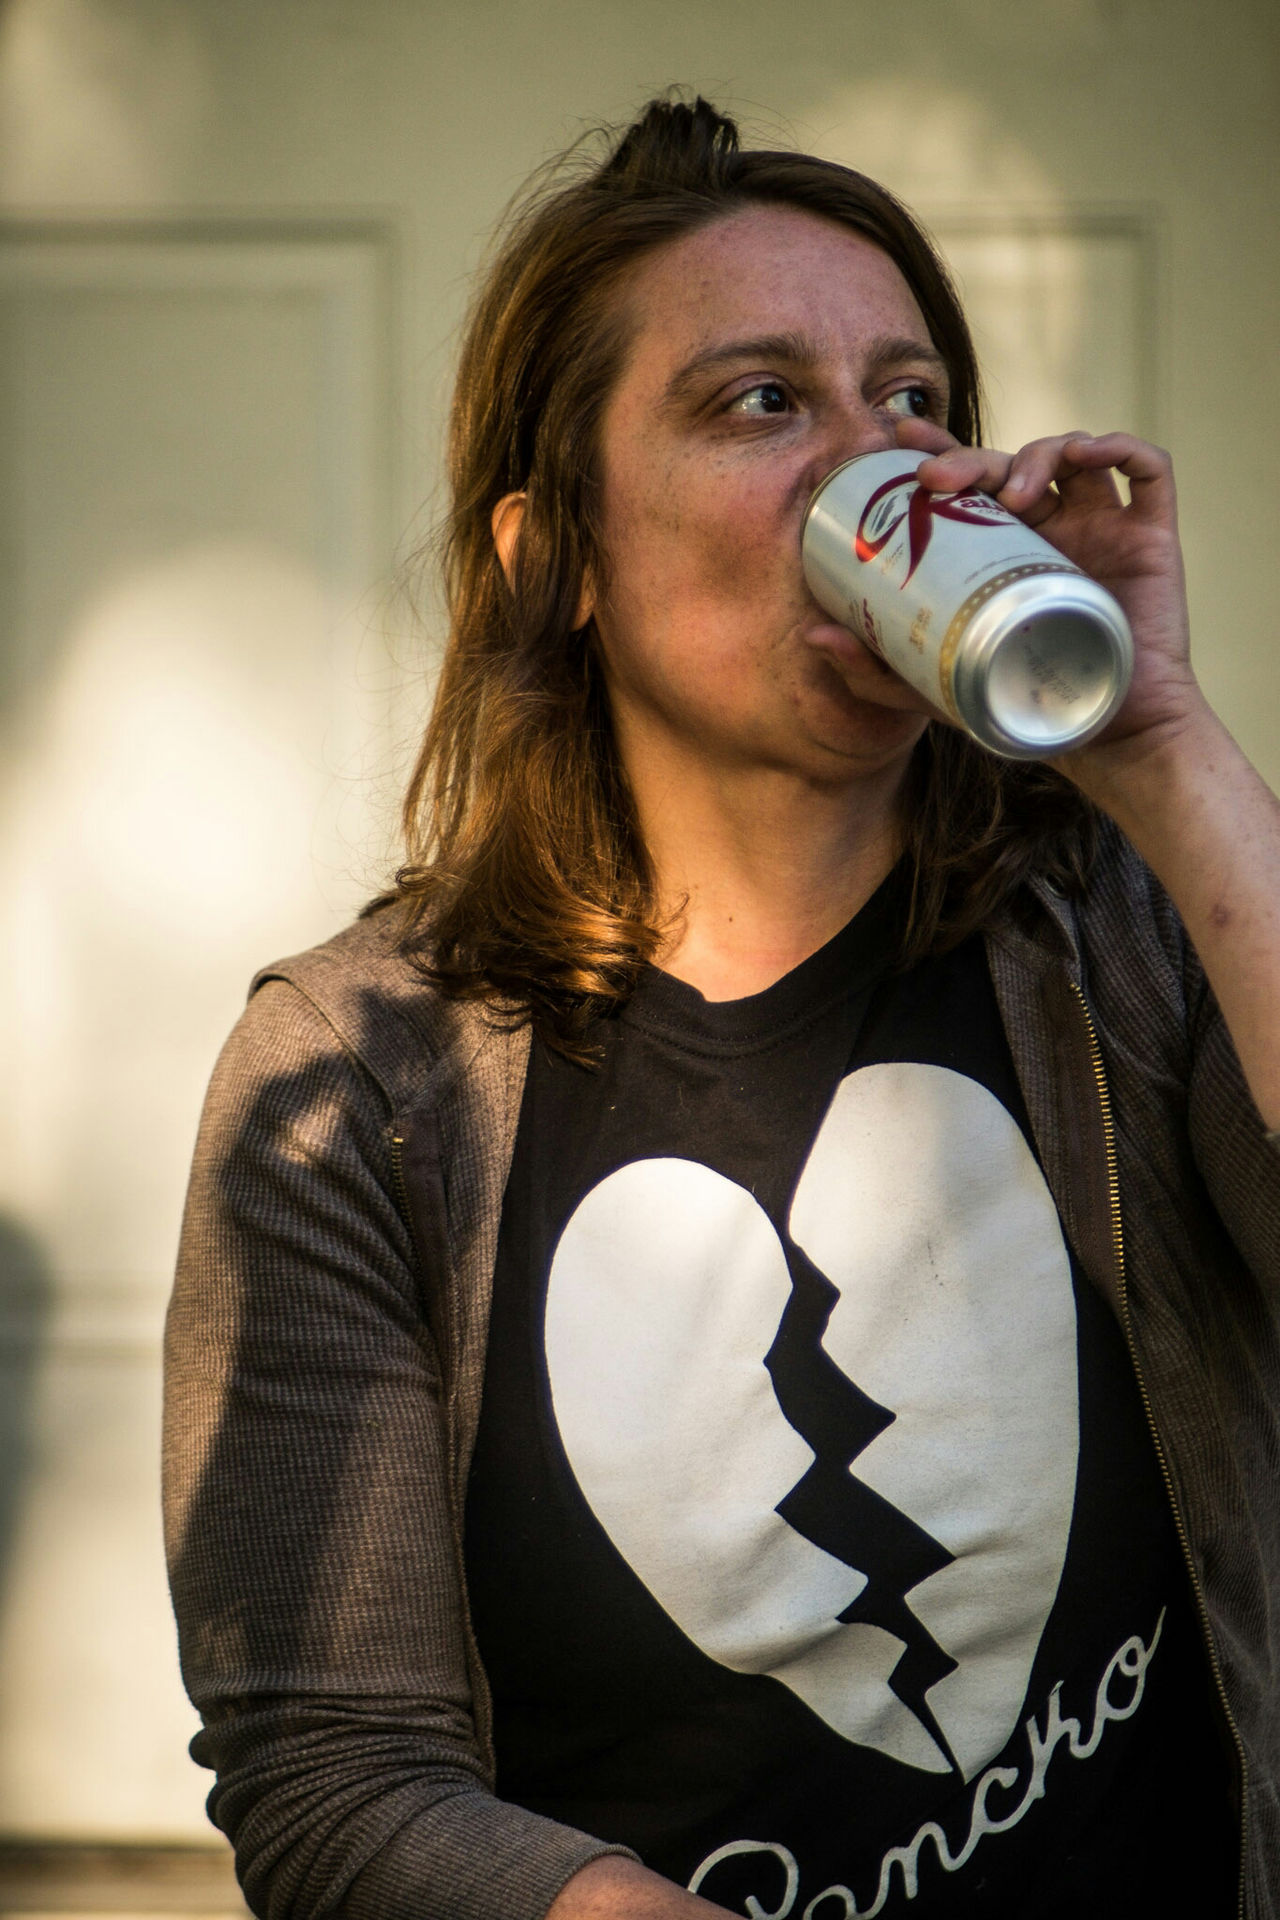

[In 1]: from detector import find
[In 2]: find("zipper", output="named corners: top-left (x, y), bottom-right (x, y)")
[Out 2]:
top-left (1069, 980), bottom-right (1249, 1919)
top-left (389, 1129), bottom-right (411, 1221)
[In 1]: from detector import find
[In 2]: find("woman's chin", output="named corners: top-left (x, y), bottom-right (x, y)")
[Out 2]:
top-left (802, 685), bottom-right (934, 775)
top-left (803, 624), bottom-right (940, 723)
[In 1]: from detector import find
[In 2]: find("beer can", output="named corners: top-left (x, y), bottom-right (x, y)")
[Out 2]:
top-left (801, 450), bottom-right (1134, 758)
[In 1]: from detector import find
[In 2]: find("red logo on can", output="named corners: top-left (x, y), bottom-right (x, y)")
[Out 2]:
top-left (855, 471), bottom-right (1017, 585)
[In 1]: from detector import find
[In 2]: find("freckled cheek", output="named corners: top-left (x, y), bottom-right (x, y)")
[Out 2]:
top-left (607, 509), bottom-right (759, 616)
top-left (658, 500), bottom-right (790, 609)
top-left (600, 433), bottom-right (801, 633)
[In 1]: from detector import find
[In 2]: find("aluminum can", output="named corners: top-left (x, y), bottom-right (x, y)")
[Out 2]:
top-left (801, 450), bottom-right (1134, 758)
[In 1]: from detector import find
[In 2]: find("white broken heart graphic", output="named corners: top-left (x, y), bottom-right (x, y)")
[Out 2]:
top-left (544, 1064), bottom-right (1078, 1780)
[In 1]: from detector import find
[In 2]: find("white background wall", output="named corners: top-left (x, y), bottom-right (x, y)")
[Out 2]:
top-left (0, 0), bottom-right (1276, 1844)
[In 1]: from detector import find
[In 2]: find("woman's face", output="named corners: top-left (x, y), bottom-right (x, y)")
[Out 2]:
top-left (588, 203), bottom-right (953, 790)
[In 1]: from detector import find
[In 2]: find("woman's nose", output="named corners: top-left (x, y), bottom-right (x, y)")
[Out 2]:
top-left (802, 403), bottom-right (901, 499)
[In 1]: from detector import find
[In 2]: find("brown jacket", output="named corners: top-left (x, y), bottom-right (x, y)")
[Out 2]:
top-left (163, 825), bottom-right (1280, 1920)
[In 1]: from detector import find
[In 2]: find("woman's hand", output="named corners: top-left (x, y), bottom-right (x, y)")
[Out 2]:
top-left (894, 416), bottom-right (1280, 1133)
top-left (891, 415), bottom-right (1206, 796)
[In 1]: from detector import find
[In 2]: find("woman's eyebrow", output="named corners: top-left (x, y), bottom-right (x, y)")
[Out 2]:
top-left (659, 331), bottom-right (825, 410)
top-left (864, 335), bottom-right (951, 382)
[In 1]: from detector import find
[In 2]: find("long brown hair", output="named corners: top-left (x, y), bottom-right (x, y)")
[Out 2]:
top-left (390, 95), bottom-right (1095, 1057)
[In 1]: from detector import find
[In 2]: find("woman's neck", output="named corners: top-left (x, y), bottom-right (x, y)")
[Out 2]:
top-left (637, 754), bottom-right (909, 1002)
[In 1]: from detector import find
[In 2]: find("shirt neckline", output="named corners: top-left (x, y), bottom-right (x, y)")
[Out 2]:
top-left (621, 861), bottom-right (909, 1055)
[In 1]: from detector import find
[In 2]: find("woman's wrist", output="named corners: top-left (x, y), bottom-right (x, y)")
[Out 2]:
top-left (546, 1855), bottom-right (730, 1918)
top-left (1070, 703), bottom-right (1222, 834)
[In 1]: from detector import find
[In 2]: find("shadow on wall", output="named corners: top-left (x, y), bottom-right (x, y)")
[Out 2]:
top-left (0, 1214), bottom-right (53, 1596)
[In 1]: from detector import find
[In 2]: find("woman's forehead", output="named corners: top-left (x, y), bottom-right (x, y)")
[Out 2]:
top-left (617, 204), bottom-right (933, 380)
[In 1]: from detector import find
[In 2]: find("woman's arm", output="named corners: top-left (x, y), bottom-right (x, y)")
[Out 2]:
top-left (905, 422), bottom-right (1280, 1132)
top-left (164, 978), bottom-right (634, 1920)
top-left (1076, 699), bottom-right (1280, 1135)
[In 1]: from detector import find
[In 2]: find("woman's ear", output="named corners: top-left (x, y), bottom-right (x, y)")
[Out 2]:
top-left (491, 492), bottom-right (526, 585)
top-left (571, 566), bottom-right (596, 632)
top-left (492, 489), bottom-right (596, 630)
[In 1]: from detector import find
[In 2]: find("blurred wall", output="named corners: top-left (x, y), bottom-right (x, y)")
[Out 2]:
top-left (0, 0), bottom-right (1276, 1844)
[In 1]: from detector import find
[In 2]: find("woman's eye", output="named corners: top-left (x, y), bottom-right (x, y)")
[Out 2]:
top-left (882, 385), bottom-right (935, 420)
top-left (728, 381), bottom-right (791, 417)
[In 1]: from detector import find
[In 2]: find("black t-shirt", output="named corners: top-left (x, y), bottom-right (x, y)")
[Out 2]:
top-left (464, 870), bottom-right (1235, 1915)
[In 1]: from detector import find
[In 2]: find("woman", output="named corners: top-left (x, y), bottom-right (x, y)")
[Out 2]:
top-left (164, 98), bottom-right (1280, 1919)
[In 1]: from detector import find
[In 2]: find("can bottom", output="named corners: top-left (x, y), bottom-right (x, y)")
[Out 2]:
top-left (967, 606), bottom-right (1127, 756)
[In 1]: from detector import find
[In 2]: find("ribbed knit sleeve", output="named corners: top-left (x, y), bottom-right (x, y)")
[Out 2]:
top-left (1116, 826), bottom-right (1280, 1296)
top-left (1182, 938), bottom-right (1280, 1302)
top-left (163, 979), bottom-right (632, 1920)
